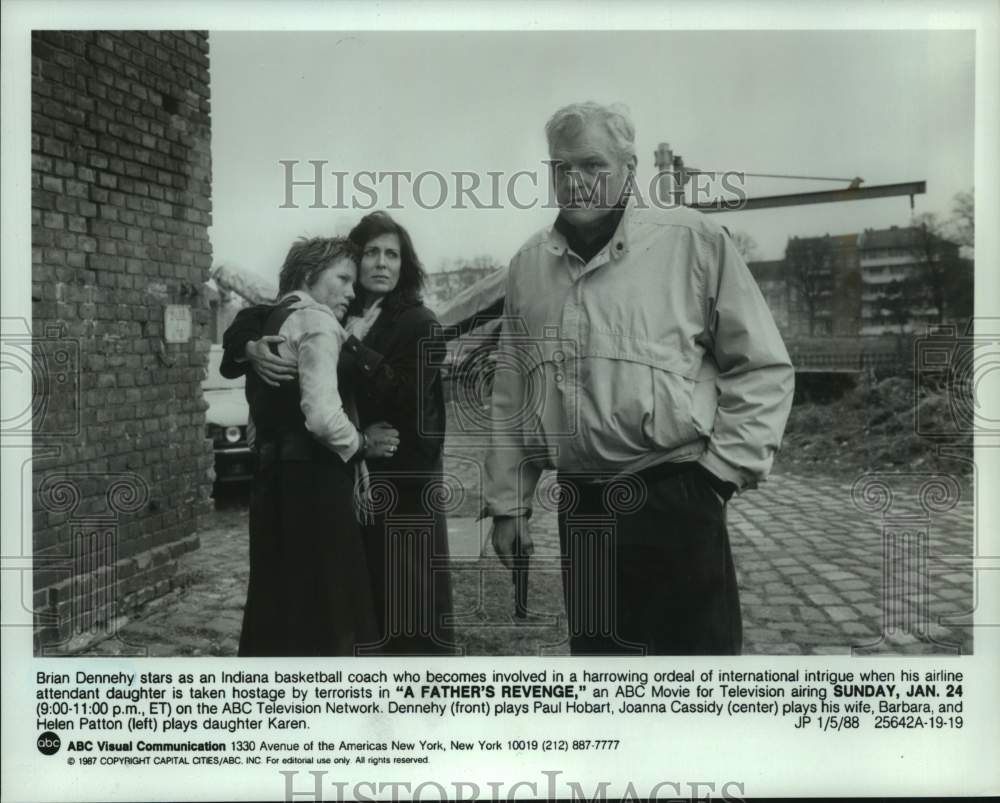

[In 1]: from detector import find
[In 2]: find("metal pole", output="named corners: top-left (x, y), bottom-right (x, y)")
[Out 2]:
top-left (654, 142), bottom-right (681, 207)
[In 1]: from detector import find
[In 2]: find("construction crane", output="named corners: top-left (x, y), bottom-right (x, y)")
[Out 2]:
top-left (651, 142), bottom-right (925, 214)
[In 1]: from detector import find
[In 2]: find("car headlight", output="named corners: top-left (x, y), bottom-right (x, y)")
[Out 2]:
top-left (225, 426), bottom-right (242, 443)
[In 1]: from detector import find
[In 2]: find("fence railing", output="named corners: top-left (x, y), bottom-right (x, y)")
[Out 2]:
top-left (789, 351), bottom-right (909, 372)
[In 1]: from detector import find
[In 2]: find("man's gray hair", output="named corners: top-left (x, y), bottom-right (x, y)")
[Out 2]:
top-left (545, 101), bottom-right (637, 162)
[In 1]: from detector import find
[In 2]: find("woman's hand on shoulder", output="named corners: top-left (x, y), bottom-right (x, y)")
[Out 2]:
top-left (346, 299), bottom-right (383, 342)
top-left (246, 337), bottom-right (298, 387)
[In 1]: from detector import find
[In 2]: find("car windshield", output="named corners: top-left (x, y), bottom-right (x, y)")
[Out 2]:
top-left (203, 345), bottom-right (245, 391)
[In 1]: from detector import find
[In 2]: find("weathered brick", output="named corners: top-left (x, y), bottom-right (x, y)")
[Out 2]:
top-left (31, 30), bottom-right (214, 650)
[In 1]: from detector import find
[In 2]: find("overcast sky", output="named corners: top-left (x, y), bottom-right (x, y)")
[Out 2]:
top-left (208, 29), bottom-right (974, 280)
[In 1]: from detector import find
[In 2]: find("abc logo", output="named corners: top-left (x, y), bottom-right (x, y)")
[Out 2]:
top-left (37, 731), bottom-right (61, 755)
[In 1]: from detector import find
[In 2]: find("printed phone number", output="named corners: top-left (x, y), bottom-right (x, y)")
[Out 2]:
top-left (507, 740), bottom-right (621, 751)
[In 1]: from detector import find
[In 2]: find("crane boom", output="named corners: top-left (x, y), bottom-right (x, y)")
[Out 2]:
top-left (690, 181), bottom-right (926, 213)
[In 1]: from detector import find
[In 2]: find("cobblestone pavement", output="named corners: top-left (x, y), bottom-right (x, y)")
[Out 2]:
top-left (81, 447), bottom-right (975, 657)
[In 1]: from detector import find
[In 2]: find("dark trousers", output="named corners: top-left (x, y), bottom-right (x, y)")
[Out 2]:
top-left (556, 465), bottom-right (742, 656)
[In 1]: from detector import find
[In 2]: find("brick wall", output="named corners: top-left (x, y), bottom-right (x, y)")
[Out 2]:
top-left (30, 31), bottom-right (214, 653)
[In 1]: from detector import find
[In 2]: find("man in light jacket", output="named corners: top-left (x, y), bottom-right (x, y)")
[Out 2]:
top-left (484, 101), bottom-right (794, 655)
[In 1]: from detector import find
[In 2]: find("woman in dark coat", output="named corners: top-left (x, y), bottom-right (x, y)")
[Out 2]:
top-left (343, 211), bottom-right (455, 655)
top-left (236, 236), bottom-right (399, 657)
top-left (223, 213), bottom-right (455, 656)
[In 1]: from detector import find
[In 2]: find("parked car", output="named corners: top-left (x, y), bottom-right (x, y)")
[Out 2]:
top-left (203, 344), bottom-right (254, 484)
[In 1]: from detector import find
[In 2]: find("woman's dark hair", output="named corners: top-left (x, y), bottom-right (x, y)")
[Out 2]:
top-left (277, 236), bottom-right (360, 296)
top-left (347, 211), bottom-right (427, 315)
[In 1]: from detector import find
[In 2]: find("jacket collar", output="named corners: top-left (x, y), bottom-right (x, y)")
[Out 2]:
top-left (278, 289), bottom-right (315, 308)
top-left (546, 196), bottom-right (634, 263)
top-left (278, 290), bottom-right (322, 315)
top-left (278, 289), bottom-right (342, 324)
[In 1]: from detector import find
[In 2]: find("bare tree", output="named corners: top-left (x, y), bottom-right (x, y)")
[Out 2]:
top-left (785, 236), bottom-right (833, 336)
top-left (947, 190), bottom-right (975, 325)
top-left (879, 277), bottom-right (919, 335)
top-left (910, 212), bottom-right (962, 325)
top-left (469, 254), bottom-right (502, 272)
top-left (949, 189), bottom-right (974, 250)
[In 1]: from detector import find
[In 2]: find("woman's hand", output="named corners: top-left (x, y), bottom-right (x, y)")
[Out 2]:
top-left (246, 337), bottom-right (298, 387)
top-left (345, 299), bottom-right (383, 342)
top-left (363, 421), bottom-right (400, 459)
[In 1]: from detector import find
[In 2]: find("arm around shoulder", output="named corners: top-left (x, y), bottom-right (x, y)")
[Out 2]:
top-left (220, 304), bottom-right (270, 379)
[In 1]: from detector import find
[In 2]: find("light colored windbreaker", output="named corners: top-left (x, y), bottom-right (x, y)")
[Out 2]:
top-left (482, 202), bottom-right (795, 518)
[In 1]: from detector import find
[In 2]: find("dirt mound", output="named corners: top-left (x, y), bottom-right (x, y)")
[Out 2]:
top-left (777, 374), bottom-right (972, 480)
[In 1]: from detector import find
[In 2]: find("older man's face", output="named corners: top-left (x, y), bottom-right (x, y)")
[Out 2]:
top-left (549, 120), bottom-right (636, 227)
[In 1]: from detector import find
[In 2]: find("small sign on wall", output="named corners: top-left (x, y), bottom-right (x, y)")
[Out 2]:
top-left (164, 305), bottom-right (192, 344)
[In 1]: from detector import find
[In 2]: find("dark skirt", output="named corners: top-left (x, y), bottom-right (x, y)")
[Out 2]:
top-left (359, 465), bottom-right (457, 656)
top-left (238, 451), bottom-right (378, 657)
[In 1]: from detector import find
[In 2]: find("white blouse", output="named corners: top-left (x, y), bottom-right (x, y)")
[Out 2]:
top-left (272, 290), bottom-right (361, 462)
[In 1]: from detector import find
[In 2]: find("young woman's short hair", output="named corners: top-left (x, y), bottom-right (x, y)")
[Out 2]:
top-left (277, 236), bottom-right (360, 296)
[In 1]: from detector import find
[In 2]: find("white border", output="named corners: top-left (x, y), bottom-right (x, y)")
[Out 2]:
top-left (3, 1), bottom-right (998, 800)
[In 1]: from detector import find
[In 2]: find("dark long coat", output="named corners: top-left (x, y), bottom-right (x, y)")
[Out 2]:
top-left (237, 298), bottom-right (378, 657)
top-left (222, 298), bottom-right (456, 655)
top-left (348, 299), bottom-right (456, 655)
